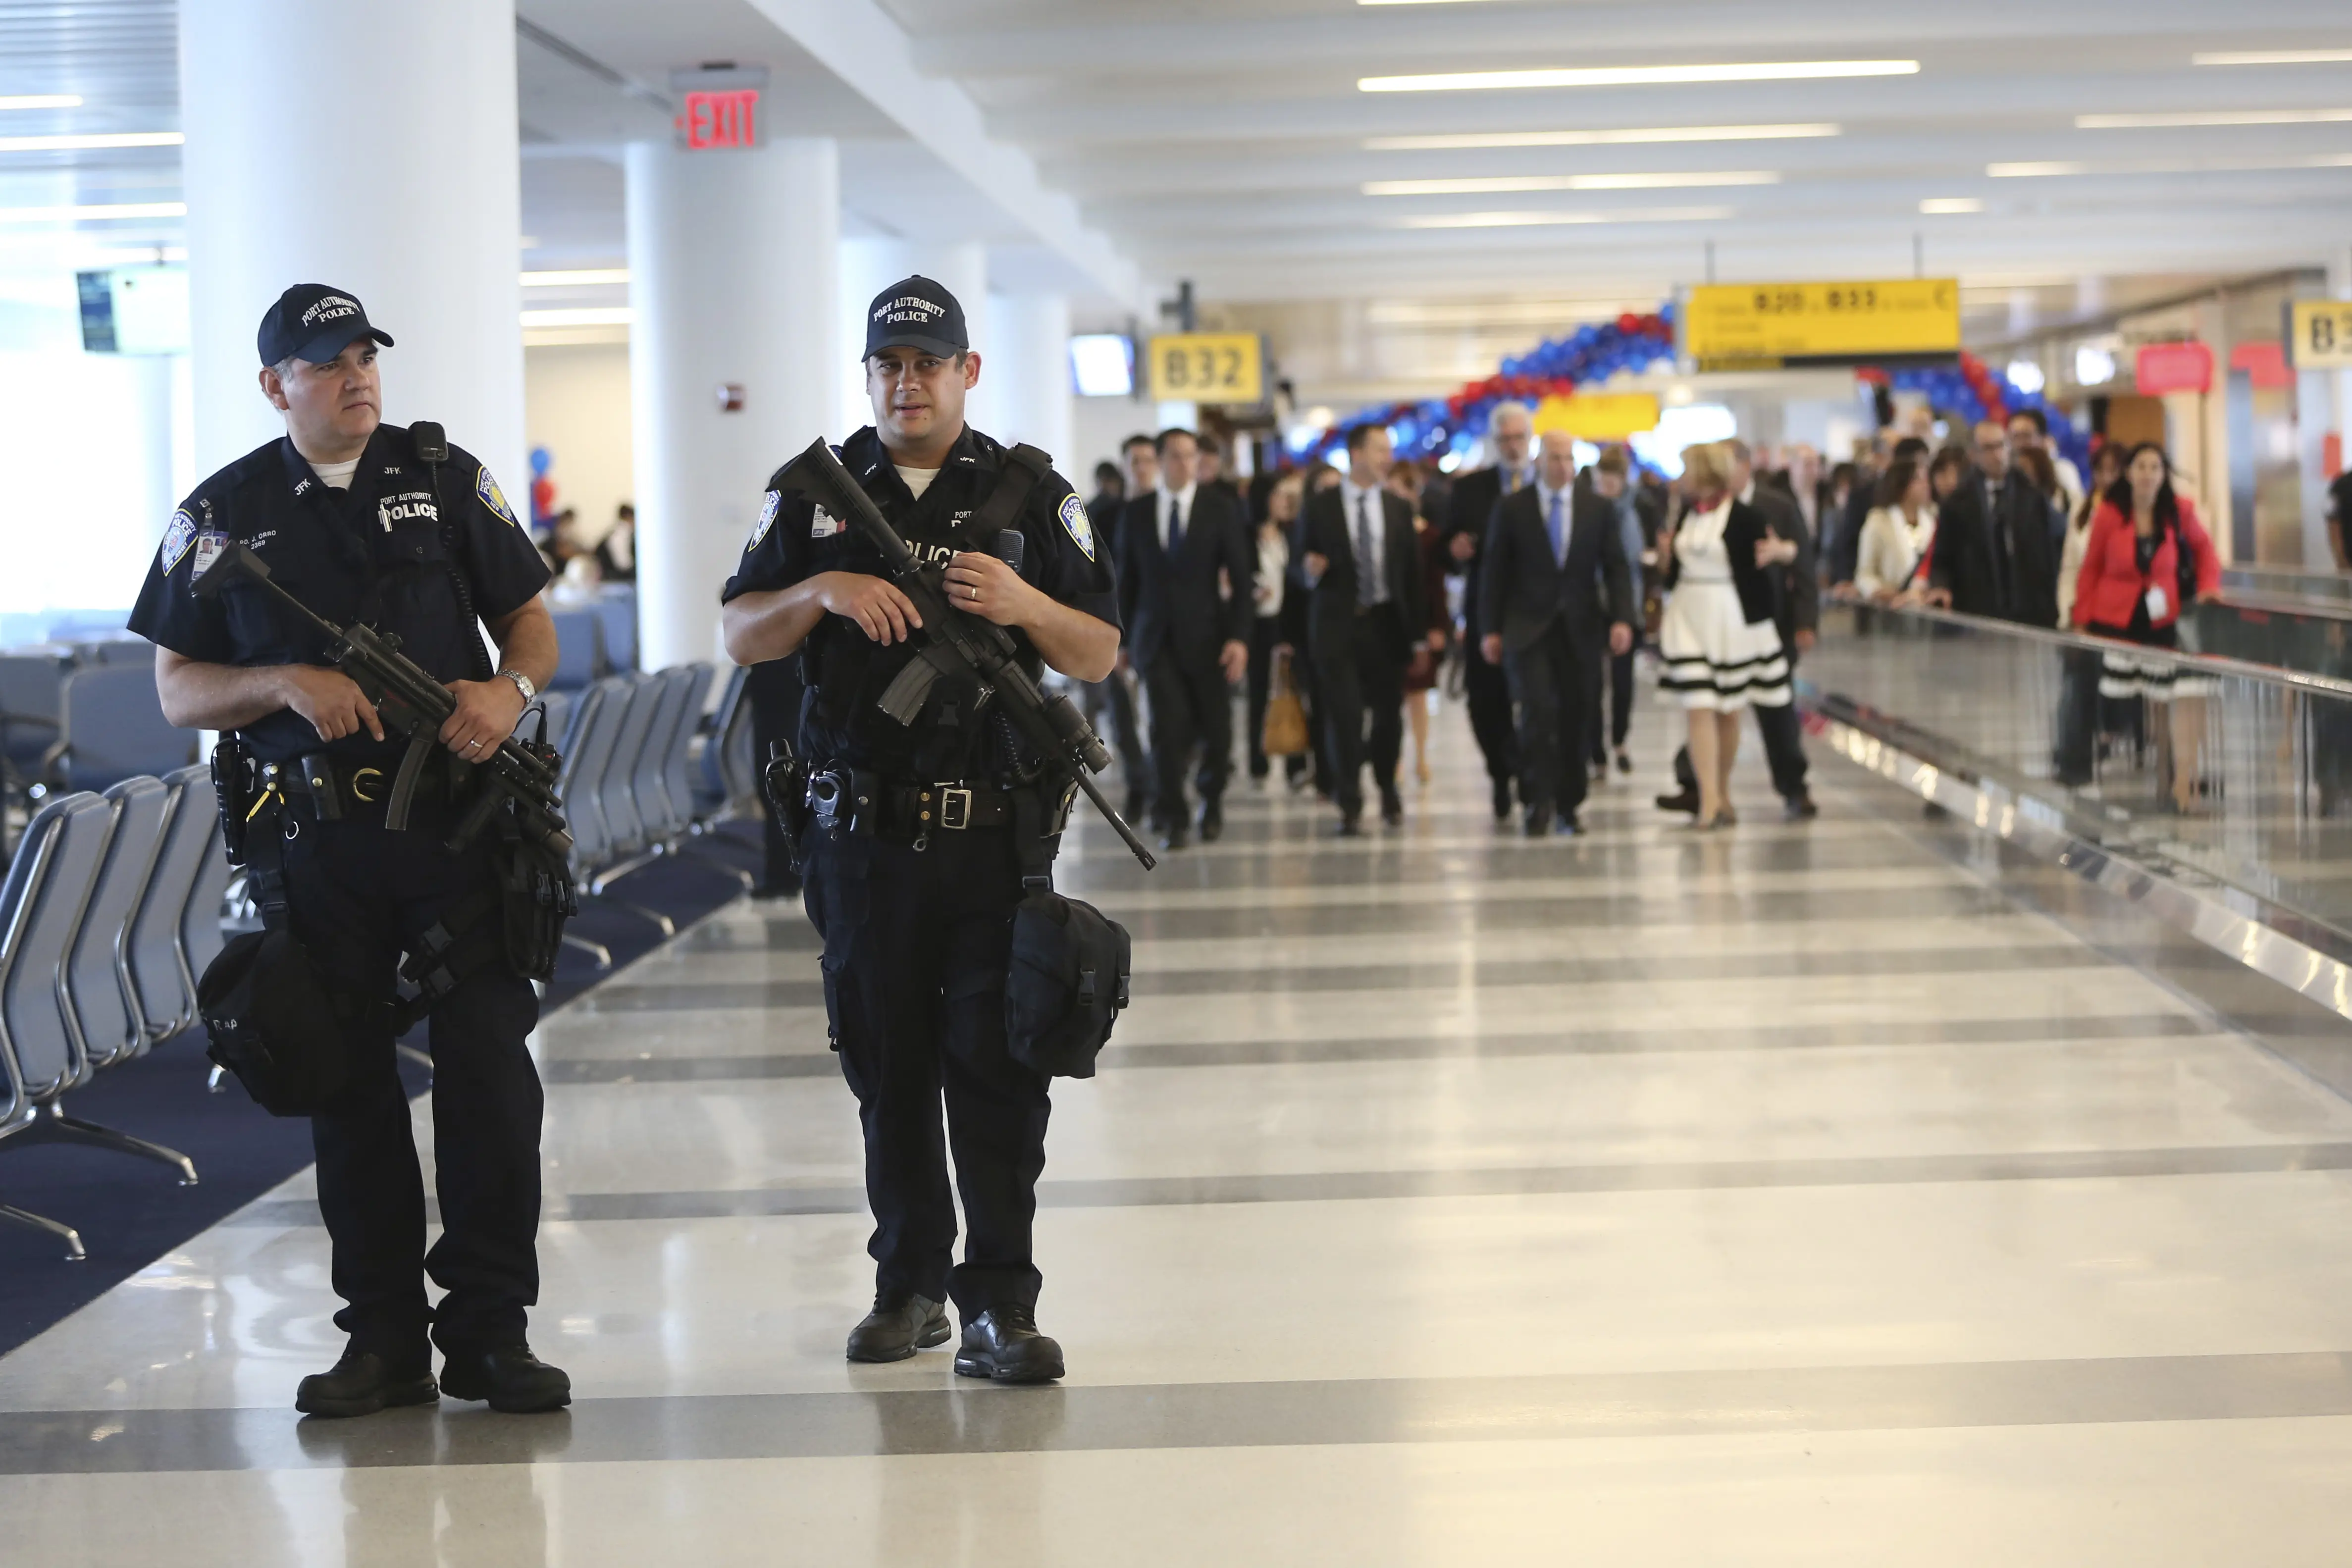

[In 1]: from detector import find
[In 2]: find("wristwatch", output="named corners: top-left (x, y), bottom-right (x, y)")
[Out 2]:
top-left (497, 668), bottom-right (537, 703)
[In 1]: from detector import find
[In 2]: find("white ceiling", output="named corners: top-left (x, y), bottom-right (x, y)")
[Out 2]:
top-left (3, 0), bottom-right (2350, 392)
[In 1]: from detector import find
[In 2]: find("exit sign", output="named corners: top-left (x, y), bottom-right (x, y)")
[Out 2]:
top-left (679, 89), bottom-right (759, 150)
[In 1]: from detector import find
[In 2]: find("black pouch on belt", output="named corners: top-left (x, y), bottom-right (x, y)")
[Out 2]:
top-left (763, 734), bottom-right (812, 872)
top-left (1002, 787), bottom-right (1132, 1078)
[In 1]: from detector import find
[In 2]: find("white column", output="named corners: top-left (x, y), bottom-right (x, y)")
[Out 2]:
top-left (985, 293), bottom-right (1073, 463)
top-left (179, 0), bottom-right (524, 487)
top-left (628, 137), bottom-right (839, 671)
top-left (837, 239), bottom-right (989, 438)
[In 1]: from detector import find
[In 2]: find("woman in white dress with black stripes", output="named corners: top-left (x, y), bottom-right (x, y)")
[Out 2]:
top-left (1656, 440), bottom-right (1794, 829)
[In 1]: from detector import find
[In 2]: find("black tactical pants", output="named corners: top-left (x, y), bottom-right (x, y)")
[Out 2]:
top-left (279, 811), bottom-right (543, 1361)
top-left (804, 826), bottom-right (1051, 1317)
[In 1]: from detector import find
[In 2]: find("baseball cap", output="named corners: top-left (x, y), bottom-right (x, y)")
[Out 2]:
top-left (256, 284), bottom-right (394, 367)
top-left (863, 275), bottom-right (967, 359)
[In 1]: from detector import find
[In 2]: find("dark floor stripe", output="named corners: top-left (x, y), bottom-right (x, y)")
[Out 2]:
top-left (533, 1011), bottom-right (2217, 1084)
top-left (218, 1134), bottom-right (2341, 1230)
top-left (581, 944), bottom-right (2110, 1013)
top-left (10, 1350), bottom-right (2352, 1474)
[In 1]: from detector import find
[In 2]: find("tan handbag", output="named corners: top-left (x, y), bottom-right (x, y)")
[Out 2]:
top-left (1261, 647), bottom-right (1310, 758)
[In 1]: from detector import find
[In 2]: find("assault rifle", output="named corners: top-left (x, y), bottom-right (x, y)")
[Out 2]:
top-left (193, 542), bottom-right (573, 858)
top-left (773, 437), bottom-right (1156, 870)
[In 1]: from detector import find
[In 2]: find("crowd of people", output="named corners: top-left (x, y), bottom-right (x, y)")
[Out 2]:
top-left (1076, 391), bottom-right (2234, 838)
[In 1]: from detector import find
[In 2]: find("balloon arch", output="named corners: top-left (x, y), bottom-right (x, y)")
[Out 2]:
top-left (1296, 301), bottom-right (2091, 476)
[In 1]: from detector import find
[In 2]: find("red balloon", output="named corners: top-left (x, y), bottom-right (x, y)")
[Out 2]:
top-left (1616, 312), bottom-right (1640, 334)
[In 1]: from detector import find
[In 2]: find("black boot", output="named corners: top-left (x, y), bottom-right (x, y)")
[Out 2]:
top-left (1491, 777), bottom-right (1513, 821)
top-left (438, 1343), bottom-right (572, 1414)
top-left (294, 1346), bottom-right (437, 1419)
top-left (953, 1304), bottom-right (1065, 1384)
top-left (1379, 785), bottom-right (1405, 827)
top-left (1198, 798), bottom-right (1224, 842)
top-left (846, 1292), bottom-right (950, 1363)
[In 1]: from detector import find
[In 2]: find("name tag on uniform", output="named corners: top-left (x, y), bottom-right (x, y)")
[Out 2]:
top-left (810, 504), bottom-right (842, 539)
top-left (191, 530), bottom-right (228, 585)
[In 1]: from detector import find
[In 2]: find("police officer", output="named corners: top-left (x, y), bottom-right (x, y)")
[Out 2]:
top-left (720, 277), bottom-right (1120, 1383)
top-left (129, 285), bottom-right (570, 1417)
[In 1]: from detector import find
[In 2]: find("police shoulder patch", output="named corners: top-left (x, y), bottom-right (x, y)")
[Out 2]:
top-left (475, 465), bottom-right (519, 526)
top-left (1057, 492), bottom-right (1096, 561)
top-left (750, 489), bottom-right (782, 548)
top-left (159, 509), bottom-right (197, 573)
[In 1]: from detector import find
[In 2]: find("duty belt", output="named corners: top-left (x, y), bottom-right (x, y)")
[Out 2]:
top-left (259, 752), bottom-right (454, 823)
top-left (809, 768), bottom-right (1018, 848)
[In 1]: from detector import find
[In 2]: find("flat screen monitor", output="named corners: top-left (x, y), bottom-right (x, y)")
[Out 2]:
top-left (76, 266), bottom-right (190, 355)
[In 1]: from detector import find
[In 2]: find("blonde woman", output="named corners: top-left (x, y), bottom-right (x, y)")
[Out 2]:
top-left (1656, 441), bottom-right (1793, 828)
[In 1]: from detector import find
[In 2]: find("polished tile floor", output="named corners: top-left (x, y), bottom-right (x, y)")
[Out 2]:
top-left (6, 698), bottom-right (2352, 1565)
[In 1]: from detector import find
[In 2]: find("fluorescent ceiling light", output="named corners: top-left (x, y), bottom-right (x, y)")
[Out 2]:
top-left (521, 268), bottom-right (629, 287)
top-left (2079, 107), bottom-right (2352, 128)
top-left (0, 201), bottom-right (185, 224)
top-left (0, 95), bottom-right (82, 111)
top-left (1365, 171), bottom-right (1778, 196)
top-left (1399, 206), bottom-right (1733, 229)
top-left (1367, 123), bottom-right (1838, 151)
top-left (521, 307), bottom-right (632, 327)
top-left (2193, 49), bottom-right (2352, 66)
top-left (1359, 60), bottom-right (1918, 93)
top-left (1919, 197), bottom-right (1983, 213)
top-left (1991, 153), bottom-right (2352, 176)
top-left (0, 131), bottom-right (183, 153)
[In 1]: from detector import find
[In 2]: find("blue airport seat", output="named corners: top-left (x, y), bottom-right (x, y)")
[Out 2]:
top-left (127, 766), bottom-right (217, 1045)
top-left (45, 665), bottom-right (199, 793)
top-left (596, 588), bottom-right (637, 672)
top-left (556, 677), bottom-right (630, 876)
top-left (654, 663), bottom-right (716, 836)
top-left (594, 673), bottom-right (663, 861)
top-left (67, 777), bottom-right (173, 1073)
top-left (694, 665), bottom-right (749, 818)
top-left (0, 651), bottom-right (66, 775)
top-left (78, 639), bottom-right (156, 666)
top-left (545, 607), bottom-right (605, 691)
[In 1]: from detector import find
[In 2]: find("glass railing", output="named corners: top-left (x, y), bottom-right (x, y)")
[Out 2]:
top-left (1804, 604), bottom-right (2352, 939)
top-left (2221, 563), bottom-right (2352, 609)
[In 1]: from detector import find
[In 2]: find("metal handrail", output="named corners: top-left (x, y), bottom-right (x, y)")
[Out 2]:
top-left (1840, 601), bottom-right (2352, 702)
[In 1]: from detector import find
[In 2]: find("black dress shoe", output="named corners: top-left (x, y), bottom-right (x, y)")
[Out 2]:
top-left (1198, 800), bottom-right (1224, 842)
top-left (1379, 786), bottom-right (1404, 827)
top-left (846, 1292), bottom-right (950, 1363)
top-left (1158, 823), bottom-right (1190, 851)
top-left (1654, 787), bottom-right (1701, 815)
top-left (1782, 792), bottom-right (1820, 822)
top-left (1491, 779), bottom-right (1514, 821)
top-left (1335, 812), bottom-right (1363, 838)
top-left (953, 1304), bottom-right (1065, 1384)
top-left (1615, 751), bottom-right (1633, 775)
top-left (294, 1348), bottom-right (437, 1419)
top-left (1556, 810), bottom-right (1582, 837)
top-left (1522, 808), bottom-right (1550, 837)
top-left (1123, 787), bottom-right (1149, 824)
top-left (438, 1343), bottom-right (571, 1414)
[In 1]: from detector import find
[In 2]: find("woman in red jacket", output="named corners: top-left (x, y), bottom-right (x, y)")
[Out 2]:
top-left (2070, 442), bottom-right (2222, 812)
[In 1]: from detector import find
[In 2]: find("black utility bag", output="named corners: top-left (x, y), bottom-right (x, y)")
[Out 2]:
top-left (1002, 790), bottom-right (1131, 1078)
top-left (197, 925), bottom-right (378, 1116)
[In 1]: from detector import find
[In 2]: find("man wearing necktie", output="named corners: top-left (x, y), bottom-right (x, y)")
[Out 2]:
top-left (1443, 401), bottom-right (1533, 820)
top-left (1478, 430), bottom-right (1635, 836)
top-left (1114, 428), bottom-right (1254, 848)
top-left (1298, 424), bottom-right (1426, 834)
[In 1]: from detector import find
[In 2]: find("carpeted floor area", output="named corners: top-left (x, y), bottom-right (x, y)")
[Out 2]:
top-left (0, 820), bottom-right (771, 1356)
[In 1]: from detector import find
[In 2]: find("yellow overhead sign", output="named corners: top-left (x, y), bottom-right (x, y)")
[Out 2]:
top-left (1531, 392), bottom-right (1660, 441)
top-left (1684, 278), bottom-right (1961, 369)
top-left (2290, 300), bottom-right (2352, 370)
top-left (1146, 333), bottom-right (1265, 404)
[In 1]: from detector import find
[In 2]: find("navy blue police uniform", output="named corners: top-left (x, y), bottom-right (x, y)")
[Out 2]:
top-left (127, 293), bottom-right (555, 1400)
top-left (721, 418), bottom-right (1117, 1336)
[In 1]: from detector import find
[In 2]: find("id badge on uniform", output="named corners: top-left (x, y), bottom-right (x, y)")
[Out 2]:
top-left (190, 530), bottom-right (229, 587)
top-left (2144, 585), bottom-right (2169, 622)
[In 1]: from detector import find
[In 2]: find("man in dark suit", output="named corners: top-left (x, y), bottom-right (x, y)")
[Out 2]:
top-left (1444, 401), bottom-right (1532, 820)
top-left (1928, 421), bottom-right (2059, 627)
top-left (1081, 434), bottom-right (1155, 821)
top-left (1117, 427), bottom-right (1253, 848)
top-left (1733, 440), bottom-right (1819, 819)
top-left (1299, 423), bottom-right (1427, 835)
top-left (1479, 430), bottom-right (1634, 836)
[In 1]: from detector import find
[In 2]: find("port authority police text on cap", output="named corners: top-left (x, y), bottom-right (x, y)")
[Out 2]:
top-left (864, 275), bottom-right (968, 360)
top-left (257, 284), bottom-right (395, 367)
